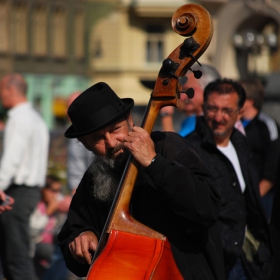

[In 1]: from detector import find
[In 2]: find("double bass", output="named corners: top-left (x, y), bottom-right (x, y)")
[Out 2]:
top-left (87, 3), bottom-right (213, 279)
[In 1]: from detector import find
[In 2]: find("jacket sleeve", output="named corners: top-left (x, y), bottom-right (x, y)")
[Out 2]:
top-left (145, 132), bottom-right (221, 230)
top-left (57, 171), bottom-right (105, 277)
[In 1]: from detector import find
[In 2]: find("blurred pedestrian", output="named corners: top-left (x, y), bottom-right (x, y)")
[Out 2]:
top-left (66, 92), bottom-right (92, 194)
top-left (160, 64), bottom-right (246, 136)
top-left (30, 175), bottom-right (62, 279)
top-left (0, 73), bottom-right (50, 280)
top-left (160, 64), bottom-right (221, 135)
top-left (270, 157), bottom-right (280, 280)
top-left (41, 92), bottom-right (90, 280)
top-left (240, 78), bottom-right (280, 221)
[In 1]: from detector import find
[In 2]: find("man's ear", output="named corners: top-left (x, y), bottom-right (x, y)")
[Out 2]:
top-left (202, 104), bottom-right (206, 115)
top-left (237, 108), bottom-right (244, 121)
top-left (247, 98), bottom-right (254, 107)
top-left (77, 136), bottom-right (85, 146)
top-left (127, 113), bottom-right (134, 128)
top-left (77, 136), bottom-right (92, 152)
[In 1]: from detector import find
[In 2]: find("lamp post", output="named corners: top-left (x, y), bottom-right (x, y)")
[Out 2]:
top-left (233, 28), bottom-right (278, 78)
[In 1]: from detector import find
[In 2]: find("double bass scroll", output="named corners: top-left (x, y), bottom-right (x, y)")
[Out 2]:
top-left (87, 3), bottom-right (213, 280)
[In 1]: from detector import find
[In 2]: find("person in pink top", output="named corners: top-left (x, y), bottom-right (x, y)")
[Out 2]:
top-left (30, 175), bottom-right (64, 278)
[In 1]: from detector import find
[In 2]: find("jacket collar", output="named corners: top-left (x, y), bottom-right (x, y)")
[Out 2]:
top-left (196, 116), bottom-right (216, 148)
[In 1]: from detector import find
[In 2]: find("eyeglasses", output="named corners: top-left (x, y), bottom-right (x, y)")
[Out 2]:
top-left (204, 105), bottom-right (239, 118)
top-left (45, 187), bottom-right (61, 193)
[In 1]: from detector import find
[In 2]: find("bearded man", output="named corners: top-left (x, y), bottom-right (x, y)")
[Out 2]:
top-left (58, 82), bottom-right (225, 280)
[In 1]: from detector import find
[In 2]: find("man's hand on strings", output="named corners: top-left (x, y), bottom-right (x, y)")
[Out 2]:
top-left (123, 126), bottom-right (156, 167)
top-left (69, 231), bottom-right (98, 265)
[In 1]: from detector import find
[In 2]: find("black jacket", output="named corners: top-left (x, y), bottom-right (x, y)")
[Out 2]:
top-left (243, 112), bottom-right (280, 183)
top-left (58, 132), bottom-right (225, 280)
top-left (185, 116), bottom-right (273, 279)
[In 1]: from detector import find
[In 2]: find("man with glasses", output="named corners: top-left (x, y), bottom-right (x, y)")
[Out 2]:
top-left (160, 64), bottom-right (245, 136)
top-left (185, 79), bottom-right (273, 280)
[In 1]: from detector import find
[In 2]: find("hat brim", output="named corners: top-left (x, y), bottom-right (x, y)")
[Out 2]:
top-left (64, 98), bottom-right (134, 138)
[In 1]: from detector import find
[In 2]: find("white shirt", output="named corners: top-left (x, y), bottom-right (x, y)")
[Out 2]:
top-left (0, 102), bottom-right (50, 191)
top-left (217, 141), bottom-right (246, 193)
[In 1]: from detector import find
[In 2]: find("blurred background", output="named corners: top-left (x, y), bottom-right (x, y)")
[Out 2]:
top-left (1, 0), bottom-right (280, 180)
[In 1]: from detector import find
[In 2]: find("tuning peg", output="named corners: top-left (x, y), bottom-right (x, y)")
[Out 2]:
top-left (182, 88), bottom-right (194, 99)
top-left (178, 76), bottom-right (188, 86)
top-left (190, 69), bottom-right (202, 79)
top-left (183, 37), bottom-right (197, 50)
top-left (162, 58), bottom-right (173, 71)
top-left (161, 58), bottom-right (180, 80)
top-left (180, 37), bottom-right (202, 66)
top-left (161, 58), bottom-right (190, 87)
top-left (186, 88), bottom-right (194, 98)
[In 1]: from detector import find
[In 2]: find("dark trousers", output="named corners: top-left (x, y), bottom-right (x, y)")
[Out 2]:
top-left (227, 257), bottom-right (248, 280)
top-left (0, 184), bottom-right (41, 280)
top-left (42, 243), bottom-right (69, 280)
top-left (0, 259), bottom-right (3, 280)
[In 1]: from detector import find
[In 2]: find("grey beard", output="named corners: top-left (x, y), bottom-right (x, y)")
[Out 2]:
top-left (89, 150), bottom-right (130, 203)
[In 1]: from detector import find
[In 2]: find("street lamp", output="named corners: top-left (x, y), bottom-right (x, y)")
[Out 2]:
top-left (233, 28), bottom-right (278, 77)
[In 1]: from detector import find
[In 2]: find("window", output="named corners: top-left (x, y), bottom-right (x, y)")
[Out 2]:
top-left (146, 25), bottom-right (164, 63)
top-left (0, 0), bottom-right (9, 53)
top-left (93, 39), bottom-right (102, 58)
top-left (11, 3), bottom-right (28, 55)
top-left (32, 6), bottom-right (47, 57)
top-left (74, 9), bottom-right (85, 60)
top-left (51, 7), bottom-right (66, 58)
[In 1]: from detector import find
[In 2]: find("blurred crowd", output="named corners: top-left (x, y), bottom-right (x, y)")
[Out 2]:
top-left (0, 74), bottom-right (91, 280)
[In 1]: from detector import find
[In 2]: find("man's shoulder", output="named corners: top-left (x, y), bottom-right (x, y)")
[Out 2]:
top-left (75, 169), bottom-right (92, 193)
top-left (151, 130), bottom-right (185, 145)
top-left (185, 127), bottom-right (199, 138)
top-left (151, 131), bottom-right (192, 155)
top-left (11, 104), bottom-right (44, 122)
top-left (9, 107), bottom-right (48, 138)
top-left (184, 130), bottom-right (201, 144)
top-left (184, 117), bottom-right (208, 144)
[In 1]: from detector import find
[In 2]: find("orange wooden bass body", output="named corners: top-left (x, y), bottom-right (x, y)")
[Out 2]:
top-left (87, 3), bottom-right (213, 280)
top-left (87, 230), bottom-right (183, 280)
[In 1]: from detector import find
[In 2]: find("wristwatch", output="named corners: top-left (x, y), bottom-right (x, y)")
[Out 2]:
top-left (160, 111), bottom-right (172, 117)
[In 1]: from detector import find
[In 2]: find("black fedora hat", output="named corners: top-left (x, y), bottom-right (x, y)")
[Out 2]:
top-left (65, 82), bottom-right (134, 138)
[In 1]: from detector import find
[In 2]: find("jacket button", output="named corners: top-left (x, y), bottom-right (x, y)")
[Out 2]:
top-left (233, 182), bottom-right (236, 186)
top-left (234, 241), bottom-right (238, 245)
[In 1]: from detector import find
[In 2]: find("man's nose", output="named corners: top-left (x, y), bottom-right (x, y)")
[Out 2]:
top-left (214, 110), bottom-right (224, 122)
top-left (104, 132), bottom-right (116, 148)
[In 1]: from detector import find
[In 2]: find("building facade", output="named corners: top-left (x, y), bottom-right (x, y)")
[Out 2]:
top-left (1, 0), bottom-right (280, 127)
top-left (0, 0), bottom-right (89, 128)
top-left (88, 0), bottom-right (280, 121)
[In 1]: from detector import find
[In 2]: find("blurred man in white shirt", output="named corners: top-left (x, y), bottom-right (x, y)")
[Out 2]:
top-left (0, 74), bottom-right (49, 280)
